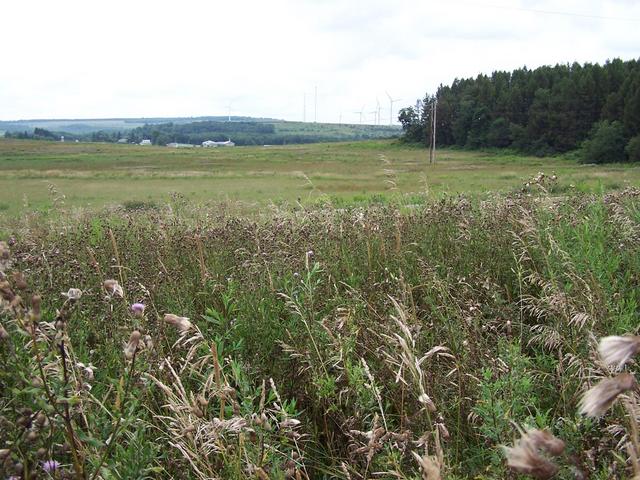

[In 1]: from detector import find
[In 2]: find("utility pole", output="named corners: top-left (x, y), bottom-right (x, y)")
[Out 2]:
top-left (428, 99), bottom-right (437, 164)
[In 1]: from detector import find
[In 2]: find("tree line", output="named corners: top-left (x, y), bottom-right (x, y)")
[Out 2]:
top-left (399, 58), bottom-right (640, 162)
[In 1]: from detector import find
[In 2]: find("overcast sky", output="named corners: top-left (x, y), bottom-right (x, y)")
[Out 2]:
top-left (1, 0), bottom-right (639, 124)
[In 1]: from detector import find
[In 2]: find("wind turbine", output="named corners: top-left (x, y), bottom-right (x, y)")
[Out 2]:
top-left (225, 100), bottom-right (233, 122)
top-left (376, 98), bottom-right (381, 125)
top-left (354, 106), bottom-right (365, 125)
top-left (369, 107), bottom-right (378, 125)
top-left (386, 91), bottom-right (402, 125)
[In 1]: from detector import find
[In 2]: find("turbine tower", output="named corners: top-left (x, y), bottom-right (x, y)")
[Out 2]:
top-left (386, 91), bottom-right (402, 125)
top-left (225, 100), bottom-right (233, 122)
top-left (354, 106), bottom-right (365, 125)
top-left (369, 108), bottom-right (378, 125)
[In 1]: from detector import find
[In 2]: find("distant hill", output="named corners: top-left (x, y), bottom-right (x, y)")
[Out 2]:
top-left (1, 117), bottom-right (401, 146)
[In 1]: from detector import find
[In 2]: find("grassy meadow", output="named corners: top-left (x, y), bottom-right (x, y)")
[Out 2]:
top-left (0, 138), bottom-right (639, 216)
top-left (1, 137), bottom-right (640, 479)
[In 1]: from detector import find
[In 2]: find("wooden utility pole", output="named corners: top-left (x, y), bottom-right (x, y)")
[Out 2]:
top-left (429, 99), bottom-right (437, 164)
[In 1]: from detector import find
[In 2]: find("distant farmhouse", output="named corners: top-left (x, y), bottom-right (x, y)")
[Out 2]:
top-left (139, 139), bottom-right (152, 146)
top-left (202, 139), bottom-right (235, 147)
top-left (166, 142), bottom-right (195, 148)
top-left (117, 138), bottom-right (128, 144)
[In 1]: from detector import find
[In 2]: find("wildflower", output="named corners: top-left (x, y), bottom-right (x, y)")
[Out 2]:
top-left (62, 288), bottom-right (82, 301)
top-left (164, 313), bottom-right (192, 332)
top-left (579, 372), bottom-right (637, 418)
top-left (123, 330), bottom-right (141, 360)
top-left (103, 279), bottom-right (124, 298)
top-left (131, 302), bottom-right (145, 317)
top-left (598, 335), bottom-right (640, 369)
top-left (42, 459), bottom-right (61, 473)
top-left (503, 434), bottom-right (558, 480)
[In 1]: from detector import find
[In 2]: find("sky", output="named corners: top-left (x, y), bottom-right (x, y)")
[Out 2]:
top-left (1, 0), bottom-right (639, 124)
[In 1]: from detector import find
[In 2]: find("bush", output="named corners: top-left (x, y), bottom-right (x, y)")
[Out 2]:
top-left (580, 120), bottom-right (626, 164)
top-left (625, 135), bottom-right (640, 162)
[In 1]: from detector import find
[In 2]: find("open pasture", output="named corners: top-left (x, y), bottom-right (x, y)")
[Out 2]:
top-left (1, 138), bottom-right (638, 215)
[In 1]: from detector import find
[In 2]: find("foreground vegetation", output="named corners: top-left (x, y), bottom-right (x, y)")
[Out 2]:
top-left (1, 184), bottom-right (639, 478)
top-left (1, 138), bottom-right (639, 216)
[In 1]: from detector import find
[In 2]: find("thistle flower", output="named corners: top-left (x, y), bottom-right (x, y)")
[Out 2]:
top-left (62, 288), bottom-right (83, 301)
top-left (598, 335), bottom-right (640, 369)
top-left (131, 302), bottom-right (145, 317)
top-left (525, 429), bottom-right (565, 456)
top-left (164, 313), bottom-right (192, 332)
top-left (579, 372), bottom-right (637, 418)
top-left (103, 279), bottom-right (124, 298)
top-left (503, 434), bottom-right (559, 480)
top-left (123, 330), bottom-right (141, 360)
top-left (42, 459), bottom-right (61, 473)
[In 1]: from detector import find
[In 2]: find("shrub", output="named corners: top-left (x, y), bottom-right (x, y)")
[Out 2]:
top-left (580, 120), bottom-right (626, 164)
top-left (625, 134), bottom-right (640, 162)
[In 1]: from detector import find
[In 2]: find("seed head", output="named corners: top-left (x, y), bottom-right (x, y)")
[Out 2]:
top-left (164, 313), bottom-right (192, 332)
top-left (526, 429), bottom-right (565, 456)
top-left (131, 303), bottom-right (145, 317)
top-left (31, 295), bottom-right (42, 321)
top-left (41, 459), bottom-right (61, 473)
top-left (103, 279), bottom-right (124, 298)
top-left (579, 372), bottom-right (637, 418)
top-left (123, 330), bottom-right (141, 360)
top-left (62, 288), bottom-right (83, 301)
top-left (598, 335), bottom-right (640, 370)
top-left (0, 323), bottom-right (8, 340)
top-left (12, 271), bottom-right (28, 290)
top-left (503, 434), bottom-right (559, 480)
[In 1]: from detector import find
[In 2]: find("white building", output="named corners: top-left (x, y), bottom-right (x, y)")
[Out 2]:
top-left (139, 139), bottom-right (152, 146)
top-left (202, 139), bottom-right (235, 148)
top-left (167, 142), bottom-right (195, 148)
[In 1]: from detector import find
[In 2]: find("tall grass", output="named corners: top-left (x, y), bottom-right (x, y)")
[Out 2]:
top-left (1, 188), bottom-right (639, 478)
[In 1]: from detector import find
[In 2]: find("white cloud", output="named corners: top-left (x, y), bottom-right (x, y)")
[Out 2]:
top-left (1, 0), bottom-right (639, 123)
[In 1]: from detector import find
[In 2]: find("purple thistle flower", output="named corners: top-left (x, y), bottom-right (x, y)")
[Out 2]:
top-left (131, 303), bottom-right (145, 317)
top-left (42, 459), bottom-right (61, 473)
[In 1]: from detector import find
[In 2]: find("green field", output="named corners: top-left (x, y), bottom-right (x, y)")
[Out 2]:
top-left (1, 138), bottom-right (639, 216)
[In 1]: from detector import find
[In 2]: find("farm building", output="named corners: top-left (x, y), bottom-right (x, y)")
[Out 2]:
top-left (202, 139), bottom-right (235, 147)
top-left (139, 139), bottom-right (152, 146)
top-left (166, 142), bottom-right (195, 148)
